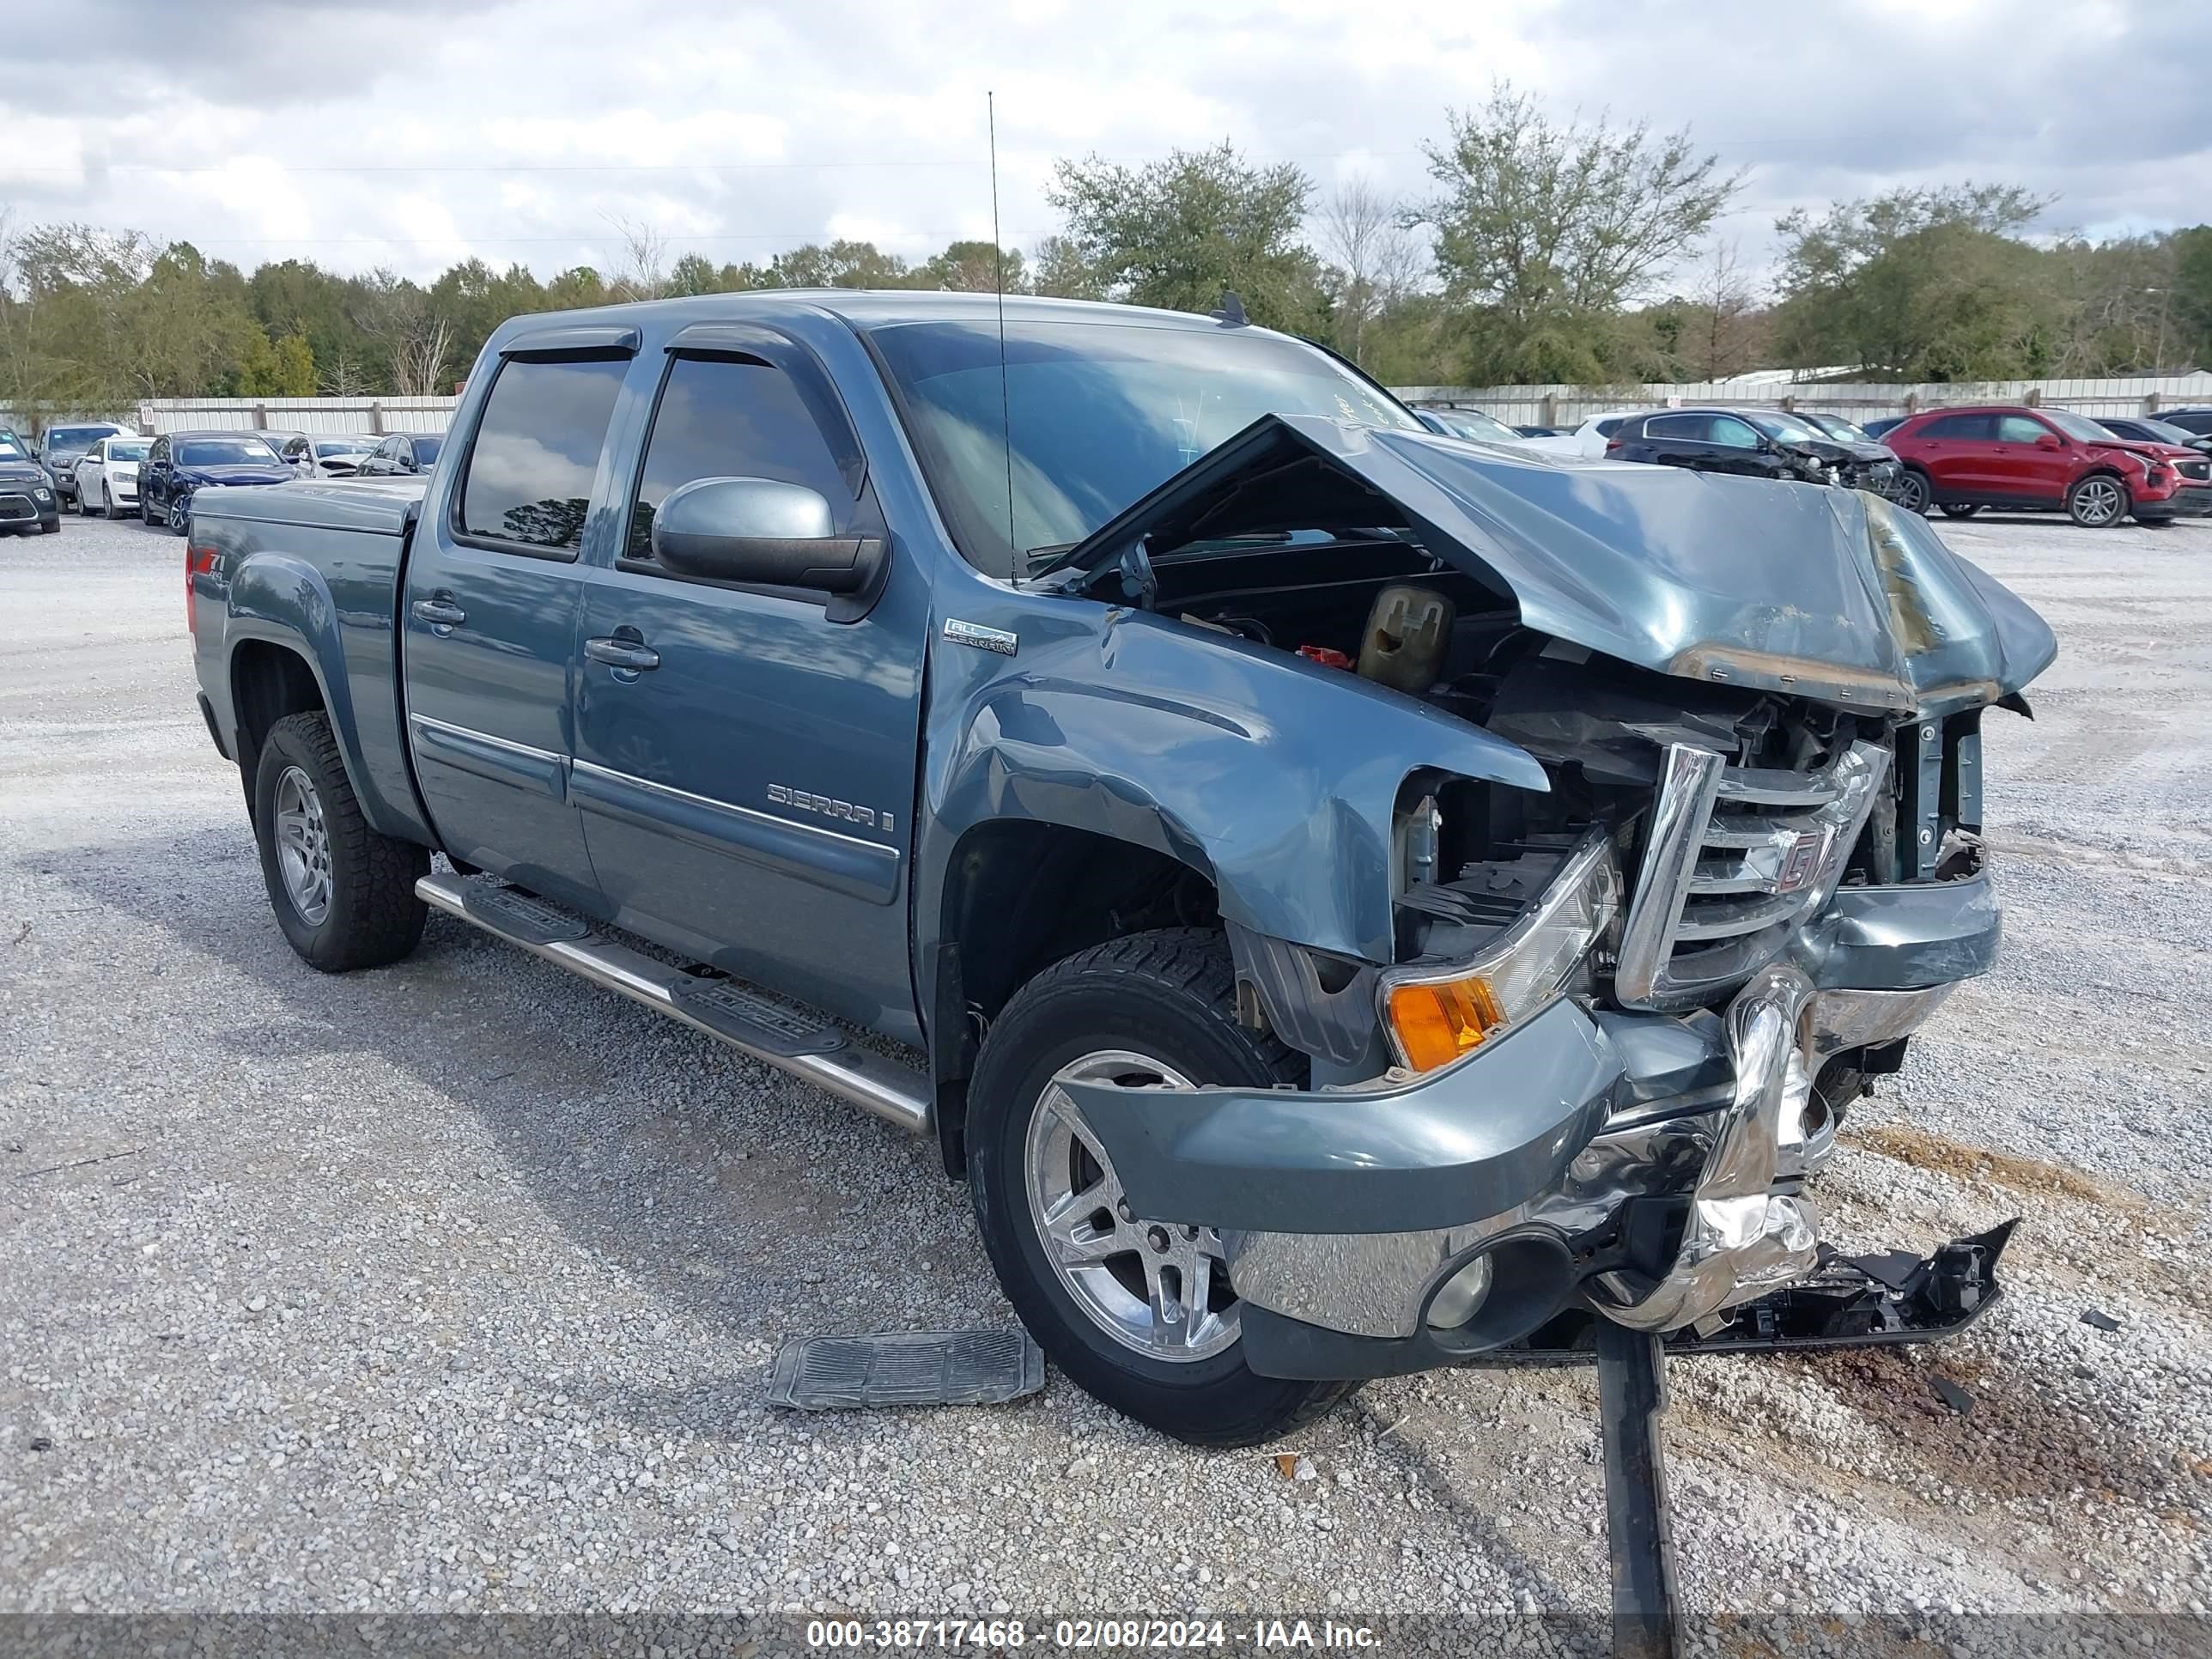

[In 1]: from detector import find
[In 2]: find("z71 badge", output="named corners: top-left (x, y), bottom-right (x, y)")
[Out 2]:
top-left (768, 784), bottom-right (893, 835)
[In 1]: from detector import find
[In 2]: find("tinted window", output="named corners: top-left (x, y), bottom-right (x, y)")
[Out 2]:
top-left (627, 356), bottom-right (854, 562)
top-left (1917, 414), bottom-right (1993, 440)
top-left (1594, 417), bottom-right (1626, 437)
top-left (459, 355), bottom-right (627, 552)
top-left (2166, 411), bottom-right (2212, 435)
top-left (1708, 416), bottom-right (1761, 449)
top-left (413, 434), bottom-right (445, 464)
top-left (1996, 416), bottom-right (2050, 444)
top-left (177, 437), bottom-right (282, 466)
top-left (1643, 414), bottom-right (1704, 441)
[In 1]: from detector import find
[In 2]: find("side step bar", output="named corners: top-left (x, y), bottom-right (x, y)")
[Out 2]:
top-left (416, 872), bottom-right (932, 1135)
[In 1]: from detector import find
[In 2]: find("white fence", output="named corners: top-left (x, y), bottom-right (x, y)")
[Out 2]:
top-left (8, 373), bottom-right (2211, 441)
top-left (1394, 373), bottom-right (2212, 428)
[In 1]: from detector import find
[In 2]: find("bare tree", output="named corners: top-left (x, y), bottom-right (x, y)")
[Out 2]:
top-left (350, 269), bottom-right (455, 395)
top-left (1688, 240), bottom-right (1761, 380)
top-left (317, 343), bottom-right (374, 398)
top-left (606, 215), bottom-right (671, 302)
top-left (1316, 176), bottom-right (1421, 368)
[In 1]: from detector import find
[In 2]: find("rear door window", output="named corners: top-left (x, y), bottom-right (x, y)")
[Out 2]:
top-left (1643, 414), bottom-right (1705, 441)
top-left (1917, 414), bottom-right (1995, 441)
top-left (458, 355), bottom-right (629, 556)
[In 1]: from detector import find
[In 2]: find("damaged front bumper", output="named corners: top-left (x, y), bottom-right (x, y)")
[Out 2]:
top-left (1061, 870), bottom-right (2001, 1382)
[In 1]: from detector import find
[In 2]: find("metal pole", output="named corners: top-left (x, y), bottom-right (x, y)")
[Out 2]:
top-left (1595, 1320), bottom-right (1680, 1659)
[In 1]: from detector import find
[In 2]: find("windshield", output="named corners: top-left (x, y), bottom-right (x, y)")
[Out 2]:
top-left (50, 427), bottom-right (112, 452)
top-left (1808, 413), bottom-right (1875, 443)
top-left (107, 441), bottom-right (149, 462)
top-left (177, 438), bottom-right (283, 467)
top-left (2138, 419), bottom-right (2200, 445)
top-left (1431, 408), bottom-right (1521, 443)
top-left (0, 438), bottom-right (25, 460)
top-left (1749, 410), bottom-right (1824, 442)
top-left (413, 434), bottom-right (445, 463)
top-left (317, 440), bottom-right (372, 457)
top-left (868, 319), bottom-right (1417, 572)
top-left (2045, 410), bottom-right (2114, 444)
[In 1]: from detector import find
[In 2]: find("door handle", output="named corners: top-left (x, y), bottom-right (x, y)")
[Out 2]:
top-left (411, 597), bottom-right (467, 628)
top-left (584, 636), bottom-right (661, 673)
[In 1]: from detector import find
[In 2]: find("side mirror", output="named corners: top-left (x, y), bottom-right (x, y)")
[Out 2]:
top-left (2035, 434), bottom-right (2062, 451)
top-left (651, 476), bottom-right (882, 596)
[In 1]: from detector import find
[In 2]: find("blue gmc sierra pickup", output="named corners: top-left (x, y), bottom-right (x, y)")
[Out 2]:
top-left (186, 290), bottom-right (2055, 1446)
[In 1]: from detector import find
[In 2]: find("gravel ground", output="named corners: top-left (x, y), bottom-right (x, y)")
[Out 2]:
top-left (2, 508), bottom-right (2209, 1626)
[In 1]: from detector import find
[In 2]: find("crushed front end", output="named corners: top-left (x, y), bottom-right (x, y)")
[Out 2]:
top-left (1055, 416), bottom-right (2054, 1381)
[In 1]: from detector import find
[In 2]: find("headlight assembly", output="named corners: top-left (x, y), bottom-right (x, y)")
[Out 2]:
top-left (1380, 830), bottom-right (1621, 1072)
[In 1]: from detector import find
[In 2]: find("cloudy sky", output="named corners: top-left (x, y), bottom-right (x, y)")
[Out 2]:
top-left (3, 0), bottom-right (2204, 290)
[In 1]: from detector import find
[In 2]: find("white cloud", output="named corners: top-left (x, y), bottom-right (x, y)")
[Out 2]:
top-left (0, 0), bottom-right (2197, 289)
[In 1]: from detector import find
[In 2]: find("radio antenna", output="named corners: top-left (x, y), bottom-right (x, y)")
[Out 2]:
top-left (989, 90), bottom-right (1018, 585)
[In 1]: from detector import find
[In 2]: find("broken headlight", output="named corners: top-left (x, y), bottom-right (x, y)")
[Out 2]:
top-left (1379, 830), bottom-right (1621, 1072)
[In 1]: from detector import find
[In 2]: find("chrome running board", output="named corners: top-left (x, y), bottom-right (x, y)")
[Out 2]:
top-left (416, 872), bottom-right (932, 1135)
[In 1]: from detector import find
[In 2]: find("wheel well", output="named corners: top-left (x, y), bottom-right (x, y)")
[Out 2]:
top-left (929, 821), bottom-right (1218, 1175)
top-left (230, 641), bottom-right (325, 812)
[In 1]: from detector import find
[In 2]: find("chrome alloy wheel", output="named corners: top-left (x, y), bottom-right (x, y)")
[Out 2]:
top-left (2074, 476), bottom-right (2124, 526)
top-left (272, 764), bottom-right (333, 925)
top-left (1024, 1051), bottom-right (1239, 1362)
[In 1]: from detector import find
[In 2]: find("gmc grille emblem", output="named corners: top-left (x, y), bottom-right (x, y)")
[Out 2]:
top-left (1776, 831), bottom-right (1825, 895)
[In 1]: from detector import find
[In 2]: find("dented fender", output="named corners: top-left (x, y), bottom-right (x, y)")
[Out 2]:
top-left (919, 600), bottom-right (1548, 967)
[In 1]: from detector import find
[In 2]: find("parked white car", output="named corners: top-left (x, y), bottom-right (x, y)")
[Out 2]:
top-left (1521, 410), bottom-right (1653, 459)
top-left (70, 434), bottom-right (153, 519)
top-left (273, 433), bottom-right (380, 478)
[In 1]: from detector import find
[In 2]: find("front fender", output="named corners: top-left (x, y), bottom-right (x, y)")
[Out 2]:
top-left (922, 604), bottom-right (1547, 964)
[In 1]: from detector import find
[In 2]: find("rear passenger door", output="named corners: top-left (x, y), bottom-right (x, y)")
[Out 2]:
top-left (400, 340), bottom-right (635, 913)
top-left (1912, 413), bottom-right (1995, 499)
top-left (568, 331), bottom-right (927, 1037)
top-left (1640, 413), bottom-right (1714, 471)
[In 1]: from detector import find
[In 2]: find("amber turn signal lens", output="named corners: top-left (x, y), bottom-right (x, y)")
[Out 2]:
top-left (1387, 977), bottom-right (1508, 1072)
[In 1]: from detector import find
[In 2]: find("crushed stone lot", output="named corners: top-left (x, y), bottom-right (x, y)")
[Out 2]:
top-left (2, 509), bottom-right (2209, 1626)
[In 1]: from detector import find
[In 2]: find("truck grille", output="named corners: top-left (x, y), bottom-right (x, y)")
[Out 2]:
top-left (1615, 740), bottom-right (1890, 1010)
top-left (0, 493), bottom-right (34, 524)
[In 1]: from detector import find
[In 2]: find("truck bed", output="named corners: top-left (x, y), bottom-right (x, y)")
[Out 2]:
top-left (192, 477), bottom-right (426, 536)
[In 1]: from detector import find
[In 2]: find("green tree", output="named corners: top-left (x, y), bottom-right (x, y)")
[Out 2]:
top-left (1413, 82), bottom-right (1741, 383)
top-left (1044, 142), bottom-right (1319, 330)
top-left (916, 239), bottom-right (1025, 293)
top-left (1771, 184), bottom-right (2053, 379)
top-left (2170, 225), bottom-right (2212, 371)
top-left (767, 240), bottom-right (913, 289)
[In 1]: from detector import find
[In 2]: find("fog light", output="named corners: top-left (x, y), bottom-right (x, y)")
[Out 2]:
top-left (1425, 1255), bottom-right (1494, 1330)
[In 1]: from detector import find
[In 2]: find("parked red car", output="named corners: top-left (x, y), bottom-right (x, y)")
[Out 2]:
top-left (1886, 405), bottom-right (2212, 528)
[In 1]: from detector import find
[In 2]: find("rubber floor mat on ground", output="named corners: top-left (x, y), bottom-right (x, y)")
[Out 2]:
top-left (765, 1329), bottom-right (1045, 1411)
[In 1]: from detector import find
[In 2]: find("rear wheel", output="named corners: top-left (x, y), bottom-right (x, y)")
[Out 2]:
top-left (1937, 503), bottom-right (1981, 520)
top-left (168, 495), bottom-right (191, 535)
top-left (966, 928), bottom-right (1358, 1448)
top-left (1894, 469), bottom-right (1933, 514)
top-left (252, 712), bottom-right (430, 972)
top-left (2066, 472), bottom-right (2128, 528)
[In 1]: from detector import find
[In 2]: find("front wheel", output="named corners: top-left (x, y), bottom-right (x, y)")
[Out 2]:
top-left (168, 495), bottom-right (191, 535)
top-left (1894, 470), bottom-right (1933, 514)
top-left (1938, 503), bottom-right (1981, 520)
top-left (252, 712), bottom-right (430, 971)
top-left (966, 928), bottom-right (1358, 1448)
top-left (2066, 473), bottom-right (2128, 528)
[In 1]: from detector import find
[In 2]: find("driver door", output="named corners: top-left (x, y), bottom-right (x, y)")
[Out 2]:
top-left (568, 336), bottom-right (927, 1036)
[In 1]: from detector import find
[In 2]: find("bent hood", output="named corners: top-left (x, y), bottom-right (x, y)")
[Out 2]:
top-left (1060, 415), bottom-right (2056, 717)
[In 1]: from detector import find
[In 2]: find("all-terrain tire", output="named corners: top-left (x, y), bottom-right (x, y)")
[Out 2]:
top-left (252, 711), bottom-right (429, 972)
top-left (967, 927), bottom-right (1360, 1448)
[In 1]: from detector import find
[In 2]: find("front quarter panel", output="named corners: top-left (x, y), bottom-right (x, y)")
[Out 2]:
top-left (923, 599), bottom-right (1548, 964)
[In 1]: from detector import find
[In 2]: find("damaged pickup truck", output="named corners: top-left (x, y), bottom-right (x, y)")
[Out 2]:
top-left (185, 292), bottom-right (2054, 1448)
